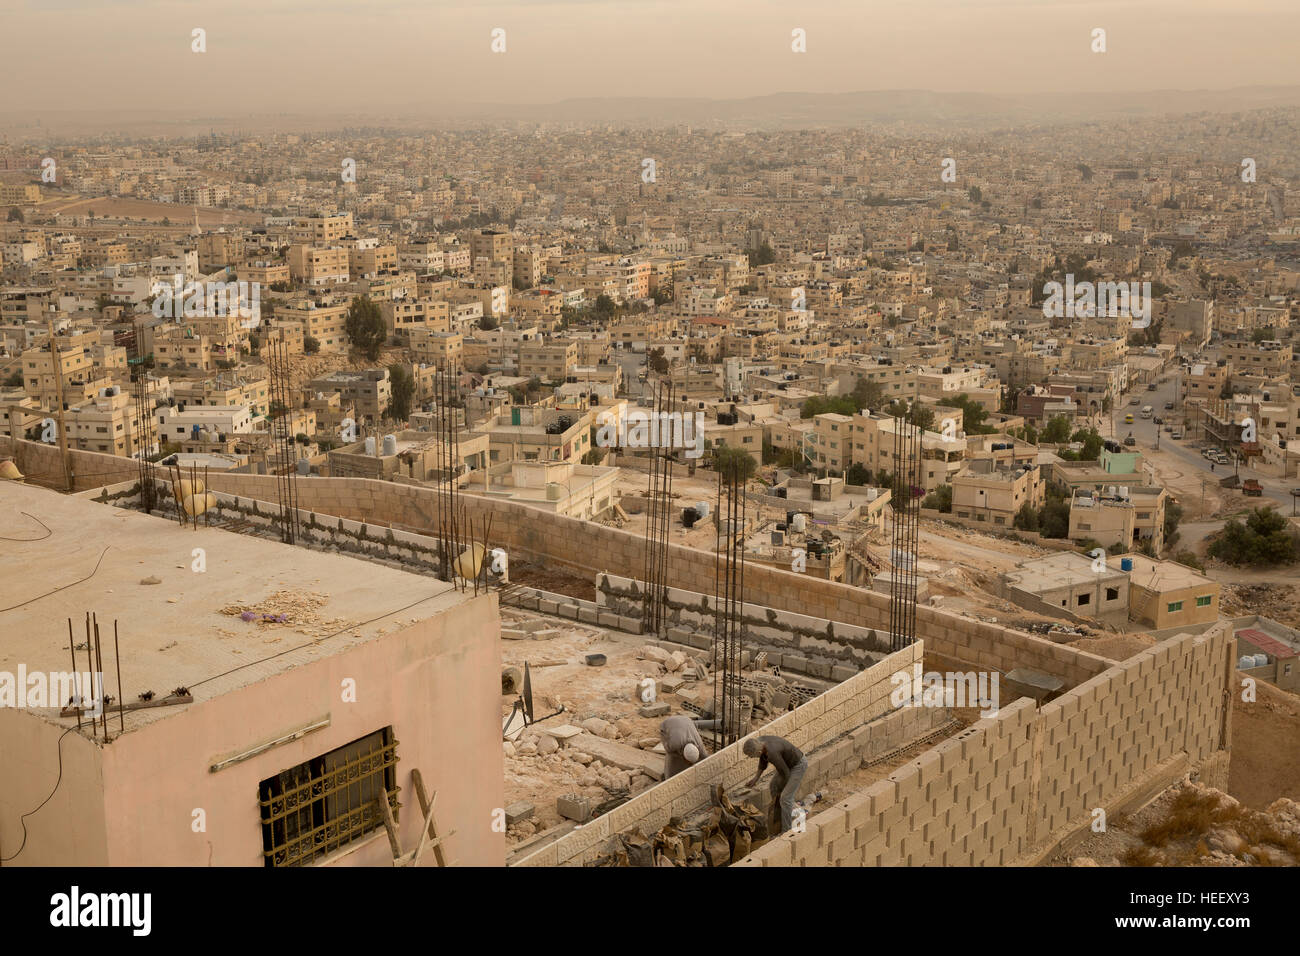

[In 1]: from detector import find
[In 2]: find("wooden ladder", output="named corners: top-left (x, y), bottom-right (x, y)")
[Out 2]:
top-left (377, 768), bottom-right (457, 867)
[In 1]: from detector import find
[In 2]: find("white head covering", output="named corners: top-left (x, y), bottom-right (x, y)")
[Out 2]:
top-left (682, 743), bottom-right (700, 763)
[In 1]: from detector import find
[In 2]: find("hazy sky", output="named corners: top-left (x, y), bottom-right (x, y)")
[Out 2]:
top-left (5, 0), bottom-right (1298, 113)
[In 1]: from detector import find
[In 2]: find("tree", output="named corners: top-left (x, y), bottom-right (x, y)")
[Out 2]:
top-left (94, 293), bottom-right (112, 314)
top-left (1013, 501), bottom-right (1040, 532)
top-left (745, 242), bottom-right (776, 266)
top-left (851, 376), bottom-right (884, 411)
top-left (967, 185), bottom-right (982, 203)
top-left (1039, 499), bottom-right (1071, 538)
top-left (845, 463), bottom-right (873, 486)
top-left (937, 393), bottom-right (993, 434)
top-left (1042, 415), bottom-right (1073, 444)
top-left (7, 207), bottom-right (23, 222)
top-left (922, 485), bottom-right (952, 513)
top-left (582, 447), bottom-right (607, 465)
top-left (593, 294), bottom-right (616, 318)
top-left (1164, 501), bottom-right (1184, 549)
top-left (387, 364), bottom-right (415, 422)
top-left (802, 395), bottom-right (858, 419)
top-left (3, 369), bottom-right (23, 388)
top-left (1208, 507), bottom-right (1300, 566)
top-left (477, 314), bottom-right (499, 332)
top-left (303, 335), bottom-right (320, 355)
top-left (345, 295), bottom-right (386, 361)
top-left (712, 445), bottom-right (756, 483)
top-left (647, 347), bottom-right (670, 375)
top-left (1070, 426), bottom-right (1104, 461)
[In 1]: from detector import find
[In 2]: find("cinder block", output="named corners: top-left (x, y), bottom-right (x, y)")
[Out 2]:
top-left (831, 664), bottom-right (859, 682)
top-left (557, 794), bottom-right (592, 823)
top-left (504, 801), bottom-right (535, 825)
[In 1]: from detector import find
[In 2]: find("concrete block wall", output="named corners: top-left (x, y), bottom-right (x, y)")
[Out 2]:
top-left (738, 624), bottom-right (1233, 867)
top-left (12, 440), bottom-right (1111, 688)
top-left (190, 469), bottom-right (1108, 689)
top-left (1031, 623), bottom-right (1232, 843)
top-left (511, 640), bottom-right (924, 867)
top-left (595, 573), bottom-right (893, 677)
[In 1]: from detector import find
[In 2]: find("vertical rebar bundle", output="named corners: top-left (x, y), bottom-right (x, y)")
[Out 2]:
top-left (434, 361), bottom-right (466, 590)
top-left (888, 407), bottom-right (922, 652)
top-left (709, 456), bottom-right (747, 752)
top-left (641, 379), bottom-right (674, 638)
top-left (132, 324), bottom-right (157, 513)
top-left (266, 337), bottom-right (301, 544)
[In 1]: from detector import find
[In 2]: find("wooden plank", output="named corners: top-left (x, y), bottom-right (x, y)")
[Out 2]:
top-left (411, 769), bottom-right (453, 867)
top-left (60, 694), bottom-right (194, 719)
top-left (377, 795), bottom-right (402, 863)
top-left (571, 733), bottom-right (665, 780)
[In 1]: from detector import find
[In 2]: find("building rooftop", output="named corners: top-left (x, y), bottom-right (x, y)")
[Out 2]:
top-left (1107, 553), bottom-right (1213, 592)
top-left (0, 481), bottom-right (468, 735)
top-left (1003, 551), bottom-right (1126, 590)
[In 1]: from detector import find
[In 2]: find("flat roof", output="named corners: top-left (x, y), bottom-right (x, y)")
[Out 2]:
top-left (1107, 553), bottom-right (1213, 591)
top-left (1004, 550), bottom-right (1125, 590)
top-left (0, 481), bottom-right (470, 734)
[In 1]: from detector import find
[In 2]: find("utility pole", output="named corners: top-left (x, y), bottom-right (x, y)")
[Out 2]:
top-left (47, 318), bottom-right (72, 492)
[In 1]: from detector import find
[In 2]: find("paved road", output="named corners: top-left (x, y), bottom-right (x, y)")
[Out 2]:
top-left (1108, 373), bottom-right (1298, 513)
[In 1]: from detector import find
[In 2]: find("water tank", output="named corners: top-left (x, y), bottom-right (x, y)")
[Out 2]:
top-left (791, 514), bottom-right (807, 533)
top-left (1238, 656), bottom-right (1255, 670)
top-left (1120, 557), bottom-right (1133, 572)
top-left (382, 434), bottom-right (397, 456)
top-left (364, 436), bottom-right (376, 455)
top-left (545, 482), bottom-right (564, 500)
top-left (199, 429), bottom-right (212, 443)
top-left (695, 500), bottom-right (710, 519)
top-left (296, 458), bottom-right (310, 476)
top-left (772, 531), bottom-right (784, 546)
top-left (1119, 486), bottom-right (1129, 499)
top-left (682, 507), bottom-right (700, 528)
top-left (867, 488), bottom-right (878, 501)
top-left (1253, 653), bottom-right (1269, 668)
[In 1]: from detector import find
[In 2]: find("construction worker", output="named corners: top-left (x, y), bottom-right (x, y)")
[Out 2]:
top-left (659, 715), bottom-right (706, 779)
top-left (742, 735), bottom-right (808, 834)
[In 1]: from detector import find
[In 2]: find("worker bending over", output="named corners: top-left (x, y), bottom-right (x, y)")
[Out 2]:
top-left (659, 715), bottom-right (706, 779)
top-left (743, 735), bottom-right (808, 833)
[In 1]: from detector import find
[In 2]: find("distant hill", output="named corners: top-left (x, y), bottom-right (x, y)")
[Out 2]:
top-left (4, 86), bottom-right (1300, 139)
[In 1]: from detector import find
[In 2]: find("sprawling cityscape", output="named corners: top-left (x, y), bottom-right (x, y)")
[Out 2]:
top-left (0, 0), bottom-right (1296, 934)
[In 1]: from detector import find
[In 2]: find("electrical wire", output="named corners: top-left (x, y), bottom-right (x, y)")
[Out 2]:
top-left (0, 546), bottom-right (110, 614)
top-left (0, 511), bottom-right (52, 542)
top-left (0, 727), bottom-right (76, 864)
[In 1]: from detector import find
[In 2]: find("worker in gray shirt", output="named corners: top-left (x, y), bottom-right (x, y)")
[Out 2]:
top-left (743, 735), bottom-right (808, 833)
top-left (659, 715), bottom-right (706, 779)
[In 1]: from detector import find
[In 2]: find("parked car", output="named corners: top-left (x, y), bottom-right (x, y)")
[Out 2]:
top-left (1125, 413), bottom-right (1134, 424)
top-left (1164, 401), bottom-right (1174, 409)
top-left (1164, 424), bottom-right (1173, 432)
top-left (1124, 434), bottom-right (1136, 446)
top-left (1154, 416), bottom-right (1164, 425)
top-left (1147, 383), bottom-right (1158, 391)
top-left (1171, 430), bottom-right (1183, 439)
top-left (1129, 398), bottom-right (1140, 406)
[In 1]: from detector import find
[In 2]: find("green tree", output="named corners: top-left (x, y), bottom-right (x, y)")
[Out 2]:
top-left (345, 295), bottom-right (387, 361)
top-left (387, 364), bottom-right (415, 422)
top-left (922, 484), bottom-right (952, 513)
top-left (1164, 501), bottom-right (1184, 549)
top-left (712, 445), bottom-right (756, 482)
top-left (1013, 501), bottom-right (1040, 532)
top-left (1039, 499), bottom-right (1071, 538)
top-left (7, 207), bottom-right (23, 222)
top-left (647, 347), bottom-right (670, 375)
top-left (802, 395), bottom-right (858, 419)
top-left (745, 242), bottom-right (777, 266)
top-left (1070, 426), bottom-right (1104, 461)
top-left (593, 294), bottom-right (616, 318)
top-left (1207, 507), bottom-right (1300, 566)
top-left (845, 463), bottom-right (873, 486)
top-left (1042, 415), bottom-right (1073, 444)
top-left (478, 314), bottom-right (499, 332)
top-left (303, 335), bottom-right (320, 355)
top-left (937, 393), bottom-right (993, 434)
top-left (582, 447), bottom-right (607, 465)
top-left (3, 369), bottom-right (23, 388)
top-left (851, 376), bottom-right (884, 411)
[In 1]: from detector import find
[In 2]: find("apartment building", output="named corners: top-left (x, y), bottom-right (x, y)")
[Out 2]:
top-left (305, 369), bottom-right (392, 424)
top-left (21, 338), bottom-right (108, 409)
top-left (292, 212), bottom-right (355, 245)
top-left (409, 329), bottom-right (463, 369)
top-left (472, 405), bottom-right (593, 466)
top-left (279, 299), bottom-right (350, 354)
top-left (951, 460), bottom-right (1044, 528)
top-left (382, 296), bottom-right (451, 339)
top-left (64, 387), bottom-right (154, 457)
top-left (288, 245), bottom-right (350, 286)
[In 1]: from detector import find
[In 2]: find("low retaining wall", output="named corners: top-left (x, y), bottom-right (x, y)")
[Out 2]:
top-left (596, 573), bottom-right (893, 680)
top-left (512, 639), bottom-right (925, 867)
top-left (735, 623), bottom-right (1234, 866)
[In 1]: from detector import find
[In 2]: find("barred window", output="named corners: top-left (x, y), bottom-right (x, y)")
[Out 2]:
top-left (258, 727), bottom-right (400, 867)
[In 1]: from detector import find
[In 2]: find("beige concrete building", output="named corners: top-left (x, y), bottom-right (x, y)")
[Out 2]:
top-left (1109, 554), bottom-right (1220, 629)
top-left (999, 551), bottom-right (1131, 627)
top-left (951, 460), bottom-right (1043, 529)
top-left (0, 481), bottom-right (503, 867)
